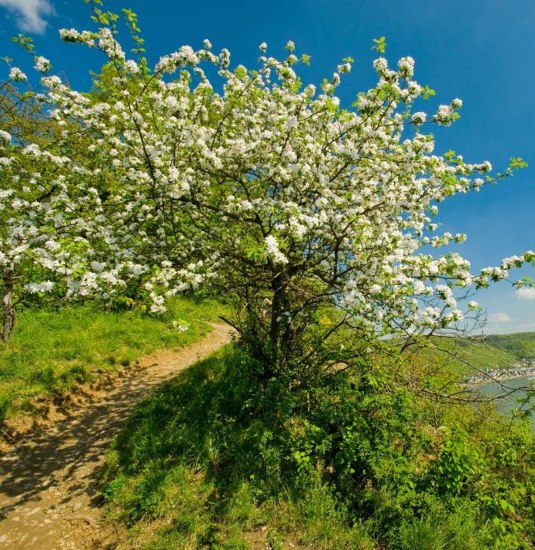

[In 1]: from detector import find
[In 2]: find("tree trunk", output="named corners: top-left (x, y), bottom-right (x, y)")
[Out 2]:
top-left (1, 270), bottom-right (15, 343)
top-left (270, 272), bottom-right (287, 372)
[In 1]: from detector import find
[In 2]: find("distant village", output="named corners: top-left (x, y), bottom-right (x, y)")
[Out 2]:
top-left (468, 359), bottom-right (535, 384)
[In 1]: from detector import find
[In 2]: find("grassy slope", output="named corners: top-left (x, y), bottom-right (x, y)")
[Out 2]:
top-left (103, 348), bottom-right (376, 549)
top-left (3, 300), bottom-right (531, 547)
top-left (103, 343), bottom-right (535, 549)
top-left (0, 298), bottom-right (227, 424)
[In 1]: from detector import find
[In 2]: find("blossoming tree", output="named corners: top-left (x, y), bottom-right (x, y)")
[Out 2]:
top-left (0, 62), bottom-right (112, 341)
top-left (2, 6), bottom-right (533, 373)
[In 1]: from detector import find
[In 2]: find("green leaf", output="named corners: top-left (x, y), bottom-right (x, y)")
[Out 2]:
top-left (372, 36), bottom-right (386, 54)
top-left (421, 85), bottom-right (436, 100)
top-left (235, 65), bottom-right (247, 79)
top-left (509, 157), bottom-right (528, 169)
top-left (11, 34), bottom-right (34, 53)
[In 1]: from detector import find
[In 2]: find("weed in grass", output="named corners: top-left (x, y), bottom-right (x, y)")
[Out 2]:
top-left (399, 519), bottom-right (450, 550)
top-left (60, 364), bottom-right (90, 385)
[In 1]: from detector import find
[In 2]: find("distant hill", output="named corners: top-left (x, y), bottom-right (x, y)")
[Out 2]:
top-left (485, 332), bottom-right (535, 361)
top-left (416, 332), bottom-right (535, 379)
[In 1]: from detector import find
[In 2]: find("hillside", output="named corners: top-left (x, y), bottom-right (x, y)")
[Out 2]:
top-left (414, 332), bottom-right (535, 382)
top-left (486, 332), bottom-right (535, 361)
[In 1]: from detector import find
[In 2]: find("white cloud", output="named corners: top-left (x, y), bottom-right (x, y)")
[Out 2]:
top-left (489, 312), bottom-right (511, 323)
top-left (0, 0), bottom-right (54, 34)
top-left (516, 287), bottom-right (535, 300)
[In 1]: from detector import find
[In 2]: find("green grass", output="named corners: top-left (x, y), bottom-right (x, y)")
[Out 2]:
top-left (102, 347), bottom-right (377, 549)
top-left (0, 297), bottom-right (228, 425)
top-left (102, 343), bottom-right (535, 549)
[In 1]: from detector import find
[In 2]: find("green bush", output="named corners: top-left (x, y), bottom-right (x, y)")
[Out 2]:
top-left (102, 344), bottom-right (535, 548)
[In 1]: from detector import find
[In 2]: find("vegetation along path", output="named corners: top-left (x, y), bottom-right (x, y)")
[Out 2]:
top-left (0, 323), bottom-right (234, 549)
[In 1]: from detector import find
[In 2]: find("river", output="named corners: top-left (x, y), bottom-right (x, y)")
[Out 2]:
top-left (474, 375), bottom-right (535, 430)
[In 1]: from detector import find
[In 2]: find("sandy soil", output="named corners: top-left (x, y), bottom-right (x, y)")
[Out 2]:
top-left (0, 323), bottom-right (234, 549)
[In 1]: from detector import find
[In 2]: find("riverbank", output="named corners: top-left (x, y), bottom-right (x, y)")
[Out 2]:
top-left (467, 363), bottom-right (535, 384)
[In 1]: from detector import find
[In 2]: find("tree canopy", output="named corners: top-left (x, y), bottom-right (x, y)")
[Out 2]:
top-left (0, 7), bottom-right (533, 361)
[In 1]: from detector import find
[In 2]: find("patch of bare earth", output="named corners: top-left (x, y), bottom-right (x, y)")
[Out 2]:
top-left (0, 324), bottom-right (234, 549)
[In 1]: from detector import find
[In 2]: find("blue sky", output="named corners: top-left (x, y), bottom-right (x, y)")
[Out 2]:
top-left (1, 0), bottom-right (534, 333)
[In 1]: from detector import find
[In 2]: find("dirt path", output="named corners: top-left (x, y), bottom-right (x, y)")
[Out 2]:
top-left (0, 323), bottom-right (234, 549)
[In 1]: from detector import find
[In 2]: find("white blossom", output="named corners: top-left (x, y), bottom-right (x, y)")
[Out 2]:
top-left (265, 235), bottom-right (288, 265)
top-left (9, 67), bottom-right (27, 81)
top-left (34, 56), bottom-right (51, 72)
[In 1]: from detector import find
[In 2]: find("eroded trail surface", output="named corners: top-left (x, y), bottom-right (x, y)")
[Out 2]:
top-left (0, 324), bottom-right (233, 549)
